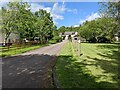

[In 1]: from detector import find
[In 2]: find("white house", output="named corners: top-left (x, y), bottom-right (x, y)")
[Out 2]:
top-left (0, 32), bottom-right (19, 44)
top-left (114, 30), bottom-right (120, 41)
top-left (59, 31), bottom-right (78, 40)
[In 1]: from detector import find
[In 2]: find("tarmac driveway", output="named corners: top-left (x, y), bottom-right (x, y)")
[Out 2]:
top-left (2, 41), bottom-right (66, 88)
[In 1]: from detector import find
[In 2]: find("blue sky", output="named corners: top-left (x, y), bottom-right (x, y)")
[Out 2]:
top-left (55, 2), bottom-right (100, 27)
top-left (29, 2), bottom-right (100, 28)
top-left (0, 1), bottom-right (100, 28)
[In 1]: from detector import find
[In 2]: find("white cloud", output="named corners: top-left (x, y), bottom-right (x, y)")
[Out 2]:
top-left (30, 3), bottom-right (51, 13)
top-left (73, 24), bottom-right (79, 27)
top-left (52, 14), bottom-right (64, 20)
top-left (53, 21), bottom-right (58, 25)
top-left (51, 3), bottom-right (78, 25)
top-left (51, 3), bottom-right (66, 25)
top-left (52, 3), bottom-right (78, 14)
top-left (86, 13), bottom-right (100, 21)
top-left (30, 3), bottom-right (64, 25)
top-left (67, 9), bottom-right (77, 14)
top-left (79, 13), bottom-right (100, 24)
top-left (52, 3), bottom-right (66, 14)
top-left (0, 2), bottom-right (8, 9)
top-left (62, 0), bottom-right (65, 4)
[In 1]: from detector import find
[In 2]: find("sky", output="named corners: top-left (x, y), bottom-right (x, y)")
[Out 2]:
top-left (29, 2), bottom-right (100, 28)
top-left (0, 1), bottom-right (101, 28)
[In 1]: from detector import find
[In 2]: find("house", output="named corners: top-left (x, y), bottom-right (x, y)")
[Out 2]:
top-left (114, 30), bottom-right (120, 41)
top-left (0, 32), bottom-right (19, 46)
top-left (59, 31), bottom-right (78, 40)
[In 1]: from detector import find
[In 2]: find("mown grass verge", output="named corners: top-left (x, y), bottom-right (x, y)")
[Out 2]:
top-left (0, 44), bottom-right (49, 57)
top-left (56, 41), bottom-right (119, 88)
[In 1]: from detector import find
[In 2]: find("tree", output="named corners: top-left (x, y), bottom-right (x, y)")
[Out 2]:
top-left (52, 25), bottom-right (59, 36)
top-left (99, 2), bottom-right (120, 18)
top-left (99, 2), bottom-right (120, 33)
top-left (1, 2), bottom-right (33, 43)
top-left (1, 1), bottom-right (55, 44)
top-left (79, 18), bottom-right (117, 42)
top-left (34, 9), bottom-right (54, 43)
top-left (12, 2), bottom-right (33, 41)
top-left (1, 6), bottom-right (17, 43)
top-left (58, 26), bottom-right (66, 33)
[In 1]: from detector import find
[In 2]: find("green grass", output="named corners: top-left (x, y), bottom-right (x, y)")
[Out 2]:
top-left (56, 41), bottom-right (119, 88)
top-left (0, 44), bottom-right (49, 57)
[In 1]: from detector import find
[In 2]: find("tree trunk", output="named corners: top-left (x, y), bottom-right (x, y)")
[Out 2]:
top-left (5, 37), bottom-right (7, 45)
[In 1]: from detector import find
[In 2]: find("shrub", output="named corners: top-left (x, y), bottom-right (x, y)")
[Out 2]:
top-left (97, 37), bottom-right (110, 43)
top-left (52, 36), bottom-right (62, 42)
top-left (88, 37), bottom-right (97, 43)
top-left (49, 36), bottom-right (62, 44)
top-left (49, 40), bottom-right (56, 44)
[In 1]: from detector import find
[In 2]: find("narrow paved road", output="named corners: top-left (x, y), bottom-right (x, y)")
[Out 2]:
top-left (2, 41), bottom-right (67, 88)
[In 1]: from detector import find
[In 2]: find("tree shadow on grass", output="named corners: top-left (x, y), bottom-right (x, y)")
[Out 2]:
top-left (2, 54), bottom-right (56, 88)
top-left (56, 55), bottom-right (118, 89)
top-left (80, 43), bottom-right (120, 89)
top-left (86, 56), bottom-right (118, 83)
top-left (96, 44), bottom-right (120, 89)
top-left (97, 43), bottom-right (120, 60)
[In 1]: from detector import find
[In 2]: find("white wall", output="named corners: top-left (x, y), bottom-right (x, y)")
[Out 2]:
top-left (115, 36), bottom-right (119, 41)
top-left (0, 33), bottom-right (4, 43)
top-left (65, 35), bottom-right (69, 40)
top-left (0, 33), bottom-right (19, 43)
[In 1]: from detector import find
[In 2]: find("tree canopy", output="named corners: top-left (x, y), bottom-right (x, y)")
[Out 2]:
top-left (1, 2), bottom-right (56, 44)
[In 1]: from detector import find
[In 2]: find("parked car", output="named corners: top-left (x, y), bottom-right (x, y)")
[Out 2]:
top-left (0, 43), bottom-right (5, 47)
top-left (0, 43), bottom-right (12, 47)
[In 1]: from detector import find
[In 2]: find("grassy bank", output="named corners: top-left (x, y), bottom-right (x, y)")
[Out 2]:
top-left (56, 41), bottom-right (119, 88)
top-left (0, 44), bottom-right (49, 57)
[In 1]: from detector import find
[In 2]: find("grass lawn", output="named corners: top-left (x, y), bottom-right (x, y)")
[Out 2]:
top-left (0, 44), bottom-right (49, 57)
top-left (56, 41), bottom-right (119, 88)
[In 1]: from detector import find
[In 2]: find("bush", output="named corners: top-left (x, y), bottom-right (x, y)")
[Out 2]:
top-left (49, 40), bottom-right (56, 44)
top-left (49, 36), bottom-right (62, 44)
top-left (97, 37), bottom-right (110, 43)
top-left (88, 37), bottom-right (97, 43)
top-left (52, 36), bottom-right (62, 42)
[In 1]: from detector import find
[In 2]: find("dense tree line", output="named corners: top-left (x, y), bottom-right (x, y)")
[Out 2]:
top-left (1, 2), bottom-right (57, 44)
top-left (99, 1), bottom-right (120, 40)
top-left (79, 18), bottom-right (117, 42)
top-left (58, 26), bottom-right (79, 33)
top-left (81, 1), bottom-right (120, 42)
top-left (58, 17), bottom-right (118, 43)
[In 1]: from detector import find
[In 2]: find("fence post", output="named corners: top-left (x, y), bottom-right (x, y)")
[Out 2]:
top-left (78, 39), bottom-right (81, 56)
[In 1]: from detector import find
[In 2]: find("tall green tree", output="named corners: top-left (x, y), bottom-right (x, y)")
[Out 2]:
top-left (58, 26), bottom-right (66, 33)
top-left (1, 2), bottom-right (33, 43)
top-left (1, 1), bottom-right (55, 44)
top-left (79, 18), bottom-right (117, 42)
top-left (99, 2), bottom-right (120, 32)
top-left (34, 9), bottom-right (54, 43)
top-left (1, 6), bottom-right (18, 43)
